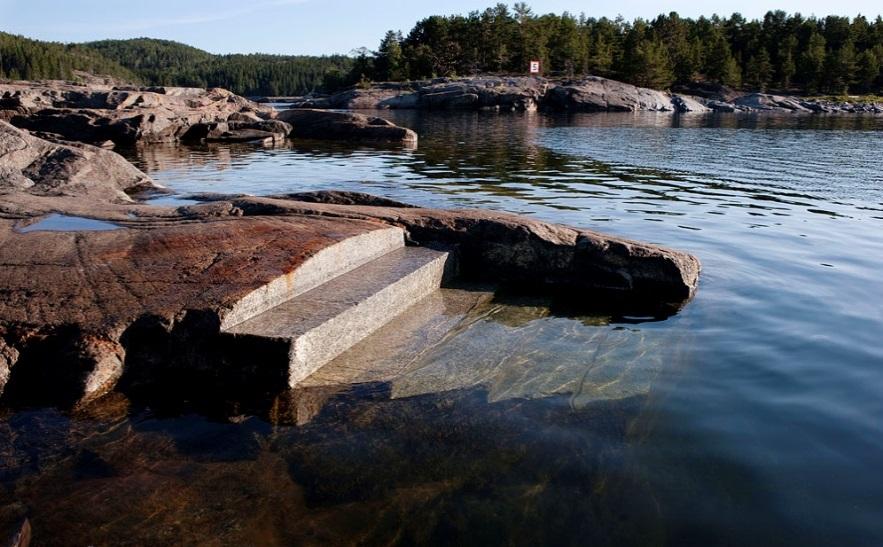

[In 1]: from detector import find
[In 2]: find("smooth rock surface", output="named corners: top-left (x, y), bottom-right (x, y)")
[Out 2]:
top-left (0, 130), bottom-right (700, 408)
top-left (0, 120), bottom-right (157, 202)
top-left (545, 76), bottom-right (711, 112)
top-left (225, 246), bottom-right (452, 386)
top-left (232, 192), bottom-right (701, 306)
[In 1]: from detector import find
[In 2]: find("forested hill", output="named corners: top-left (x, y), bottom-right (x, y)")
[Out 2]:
top-left (358, 5), bottom-right (883, 95)
top-left (4, 6), bottom-right (883, 97)
top-left (84, 39), bottom-right (353, 96)
top-left (0, 33), bottom-right (353, 96)
top-left (0, 32), bottom-right (138, 82)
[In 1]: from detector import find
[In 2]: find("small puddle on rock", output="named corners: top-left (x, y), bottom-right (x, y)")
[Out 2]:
top-left (144, 195), bottom-right (201, 206)
top-left (16, 214), bottom-right (121, 233)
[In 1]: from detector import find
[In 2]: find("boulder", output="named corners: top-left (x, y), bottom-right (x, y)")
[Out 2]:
top-left (181, 120), bottom-right (292, 143)
top-left (672, 94), bottom-right (711, 113)
top-left (0, 120), bottom-right (158, 201)
top-left (707, 100), bottom-right (740, 112)
top-left (276, 109), bottom-right (417, 145)
top-left (733, 93), bottom-right (812, 112)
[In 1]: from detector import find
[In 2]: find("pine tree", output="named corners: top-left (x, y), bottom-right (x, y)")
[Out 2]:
top-left (855, 49), bottom-right (880, 92)
top-left (745, 47), bottom-right (773, 90)
top-left (705, 32), bottom-right (741, 86)
top-left (799, 31), bottom-right (827, 93)
top-left (374, 30), bottom-right (404, 81)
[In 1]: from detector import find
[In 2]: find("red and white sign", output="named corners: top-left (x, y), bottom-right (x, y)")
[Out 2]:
top-left (529, 60), bottom-right (541, 74)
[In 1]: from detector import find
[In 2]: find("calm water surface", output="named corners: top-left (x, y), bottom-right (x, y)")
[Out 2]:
top-left (3, 112), bottom-right (883, 545)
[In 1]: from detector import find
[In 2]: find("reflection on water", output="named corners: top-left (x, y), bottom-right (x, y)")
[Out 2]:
top-left (3, 112), bottom-right (883, 545)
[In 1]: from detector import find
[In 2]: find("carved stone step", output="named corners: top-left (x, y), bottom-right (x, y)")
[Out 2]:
top-left (223, 246), bottom-right (453, 386)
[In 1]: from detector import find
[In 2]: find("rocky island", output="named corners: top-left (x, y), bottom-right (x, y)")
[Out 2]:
top-left (284, 75), bottom-right (883, 114)
top-left (0, 81), bottom-right (700, 417)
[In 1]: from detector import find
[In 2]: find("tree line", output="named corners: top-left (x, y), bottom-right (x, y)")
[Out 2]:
top-left (84, 39), bottom-right (353, 96)
top-left (356, 3), bottom-right (883, 95)
top-left (4, 6), bottom-right (883, 96)
top-left (0, 32), bottom-right (137, 82)
top-left (0, 33), bottom-right (353, 96)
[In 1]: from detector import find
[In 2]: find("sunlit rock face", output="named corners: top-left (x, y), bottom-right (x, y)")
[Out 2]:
top-left (0, 80), bottom-right (277, 145)
top-left (0, 120), bottom-right (157, 201)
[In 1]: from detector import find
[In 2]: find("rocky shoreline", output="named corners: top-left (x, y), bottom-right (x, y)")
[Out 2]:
top-left (0, 80), bottom-right (701, 417)
top-left (0, 80), bottom-right (417, 146)
top-left (279, 75), bottom-right (883, 114)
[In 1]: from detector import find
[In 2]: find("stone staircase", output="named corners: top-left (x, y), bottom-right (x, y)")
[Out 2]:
top-left (220, 226), bottom-right (454, 386)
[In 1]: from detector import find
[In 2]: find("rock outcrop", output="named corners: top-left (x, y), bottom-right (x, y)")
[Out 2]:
top-left (1, 80), bottom-right (423, 147)
top-left (287, 75), bottom-right (883, 114)
top-left (294, 77), bottom-right (548, 111)
top-left (276, 109), bottom-right (418, 145)
top-left (0, 80), bottom-right (279, 145)
top-left (545, 76), bottom-right (710, 112)
top-left (0, 128), bottom-right (699, 410)
top-left (0, 120), bottom-right (157, 202)
top-left (293, 75), bottom-right (707, 113)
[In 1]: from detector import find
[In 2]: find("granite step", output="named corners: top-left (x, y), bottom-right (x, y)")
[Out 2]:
top-left (220, 226), bottom-right (405, 329)
top-left (223, 245), bottom-right (454, 386)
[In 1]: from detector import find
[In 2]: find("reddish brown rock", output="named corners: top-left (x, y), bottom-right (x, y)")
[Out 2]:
top-left (233, 192), bottom-right (700, 305)
top-left (0, 129), bottom-right (699, 409)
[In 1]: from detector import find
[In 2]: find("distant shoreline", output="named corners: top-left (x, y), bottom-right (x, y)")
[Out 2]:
top-left (254, 75), bottom-right (883, 115)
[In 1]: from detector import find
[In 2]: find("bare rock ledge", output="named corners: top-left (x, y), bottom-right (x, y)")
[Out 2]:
top-left (0, 121), bottom-right (699, 409)
top-left (1, 80), bottom-right (418, 146)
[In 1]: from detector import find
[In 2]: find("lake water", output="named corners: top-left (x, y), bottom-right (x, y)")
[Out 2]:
top-left (3, 112), bottom-right (883, 545)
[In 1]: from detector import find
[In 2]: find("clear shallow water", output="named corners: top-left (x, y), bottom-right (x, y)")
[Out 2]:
top-left (3, 112), bottom-right (883, 545)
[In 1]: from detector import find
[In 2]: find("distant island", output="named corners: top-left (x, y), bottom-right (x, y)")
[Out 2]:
top-left (1, 4), bottom-right (882, 99)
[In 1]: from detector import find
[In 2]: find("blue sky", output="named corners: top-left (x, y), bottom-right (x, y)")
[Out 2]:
top-left (2, 0), bottom-right (882, 55)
